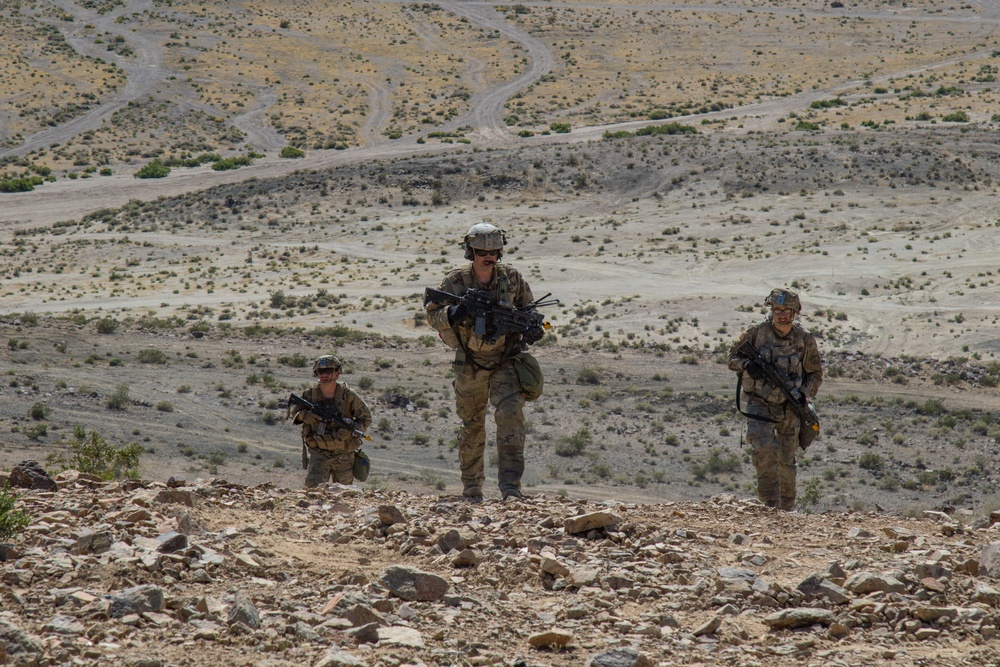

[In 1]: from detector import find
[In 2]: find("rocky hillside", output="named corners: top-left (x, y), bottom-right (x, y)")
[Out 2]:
top-left (2, 463), bottom-right (1000, 667)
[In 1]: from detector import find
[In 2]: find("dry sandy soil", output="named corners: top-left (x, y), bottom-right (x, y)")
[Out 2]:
top-left (3, 1), bottom-right (1000, 665)
top-left (3, 0), bottom-right (1000, 512)
top-left (1, 0), bottom-right (1000, 647)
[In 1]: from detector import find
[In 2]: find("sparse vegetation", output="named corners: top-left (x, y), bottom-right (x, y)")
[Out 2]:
top-left (48, 426), bottom-right (142, 481)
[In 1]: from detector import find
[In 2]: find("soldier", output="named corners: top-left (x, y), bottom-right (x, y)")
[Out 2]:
top-left (290, 355), bottom-right (372, 488)
top-left (728, 288), bottom-right (823, 510)
top-left (425, 223), bottom-right (541, 502)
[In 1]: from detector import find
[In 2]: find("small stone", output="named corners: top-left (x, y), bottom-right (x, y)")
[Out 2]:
top-left (528, 628), bottom-right (573, 649)
top-left (585, 647), bottom-right (653, 667)
top-left (380, 565), bottom-right (449, 601)
top-left (692, 615), bottom-right (722, 637)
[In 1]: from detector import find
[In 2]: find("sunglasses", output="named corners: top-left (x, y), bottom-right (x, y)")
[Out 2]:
top-left (317, 368), bottom-right (339, 374)
top-left (474, 248), bottom-right (500, 257)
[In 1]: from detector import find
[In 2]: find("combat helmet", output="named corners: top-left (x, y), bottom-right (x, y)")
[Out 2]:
top-left (764, 288), bottom-right (801, 312)
top-left (312, 355), bottom-right (342, 375)
top-left (463, 223), bottom-right (506, 260)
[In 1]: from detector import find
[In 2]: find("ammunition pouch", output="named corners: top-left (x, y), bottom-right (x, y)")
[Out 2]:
top-left (512, 351), bottom-right (544, 402)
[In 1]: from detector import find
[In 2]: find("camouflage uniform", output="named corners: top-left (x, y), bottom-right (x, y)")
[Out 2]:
top-left (291, 383), bottom-right (372, 487)
top-left (426, 263), bottom-right (535, 499)
top-left (729, 318), bottom-right (822, 510)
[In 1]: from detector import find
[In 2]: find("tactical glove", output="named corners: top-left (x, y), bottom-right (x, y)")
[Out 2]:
top-left (521, 326), bottom-right (544, 345)
top-left (448, 302), bottom-right (473, 325)
top-left (299, 410), bottom-right (323, 426)
top-left (744, 361), bottom-right (765, 380)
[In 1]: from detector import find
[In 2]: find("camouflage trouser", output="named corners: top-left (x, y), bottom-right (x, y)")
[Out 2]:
top-left (453, 358), bottom-right (525, 495)
top-left (744, 397), bottom-right (799, 510)
top-left (304, 448), bottom-right (354, 488)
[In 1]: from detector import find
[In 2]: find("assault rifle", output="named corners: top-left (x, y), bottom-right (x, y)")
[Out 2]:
top-left (735, 338), bottom-right (820, 449)
top-left (287, 393), bottom-right (371, 441)
top-left (424, 287), bottom-right (559, 345)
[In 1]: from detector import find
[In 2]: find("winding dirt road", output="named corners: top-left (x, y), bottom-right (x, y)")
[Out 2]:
top-left (3, 0), bottom-right (999, 228)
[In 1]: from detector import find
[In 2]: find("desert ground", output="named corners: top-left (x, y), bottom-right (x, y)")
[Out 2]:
top-left (4, 1), bottom-right (1000, 666)
top-left (3, 0), bottom-right (1000, 515)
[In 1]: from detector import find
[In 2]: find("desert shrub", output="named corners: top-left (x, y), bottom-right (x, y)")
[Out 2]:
top-left (279, 353), bottom-right (309, 368)
top-left (693, 447), bottom-right (742, 479)
top-left (357, 377), bottom-right (375, 390)
top-left (856, 432), bottom-right (877, 446)
top-left (877, 474), bottom-right (901, 491)
top-left (106, 384), bottom-right (130, 410)
top-left (0, 176), bottom-right (44, 192)
top-left (634, 122), bottom-right (697, 136)
top-left (798, 478), bottom-right (822, 512)
top-left (279, 146), bottom-right (305, 158)
top-left (942, 111), bottom-right (969, 123)
top-left (134, 160), bottom-right (170, 179)
top-left (156, 401), bottom-right (174, 412)
top-left (29, 403), bottom-right (50, 420)
top-left (809, 98), bottom-right (846, 109)
top-left (51, 426), bottom-right (142, 480)
top-left (211, 155), bottom-right (253, 171)
top-left (95, 317), bottom-right (119, 334)
top-left (549, 122), bottom-right (572, 134)
top-left (0, 487), bottom-right (30, 540)
top-left (137, 349), bottom-right (168, 364)
top-left (591, 463), bottom-right (612, 479)
top-left (25, 423), bottom-right (48, 440)
top-left (858, 451), bottom-right (884, 471)
top-left (576, 367), bottom-right (601, 385)
top-left (917, 398), bottom-right (946, 416)
top-left (555, 428), bottom-right (591, 457)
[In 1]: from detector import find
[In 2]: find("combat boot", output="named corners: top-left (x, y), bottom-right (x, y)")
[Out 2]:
top-left (501, 487), bottom-right (523, 501)
top-left (462, 486), bottom-right (483, 503)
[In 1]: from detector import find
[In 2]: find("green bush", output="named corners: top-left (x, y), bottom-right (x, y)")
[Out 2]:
top-left (555, 428), bottom-right (591, 457)
top-left (137, 349), bottom-right (168, 364)
top-left (211, 155), bottom-right (253, 171)
top-left (51, 426), bottom-right (142, 481)
top-left (0, 176), bottom-right (44, 193)
top-left (634, 122), bottom-right (697, 137)
top-left (858, 451), bottom-right (885, 471)
top-left (0, 487), bottom-right (30, 540)
top-left (29, 403), bottom-right (50, 420)
top-left (107, 384), bottom-right (130, 410)
top-left (96, 317), bottom-right (119, 334)
top-left (134, 160), bottom-right (170, 179)
top-left (279, 146), bottom-right (305, 158)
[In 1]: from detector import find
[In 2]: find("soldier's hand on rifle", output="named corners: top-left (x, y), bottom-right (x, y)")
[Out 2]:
top-left (521, 326), bottom-right (544, 345)
top-left (448, 302), bottom-right (473, 325)
top-left (743, 360), bottom-right (765, 380)
top-left (299, 411), bottom-right (323, 426)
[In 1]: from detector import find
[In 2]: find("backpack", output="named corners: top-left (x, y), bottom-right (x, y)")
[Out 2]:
top-left (512, 352), bottom-right (544, 402)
